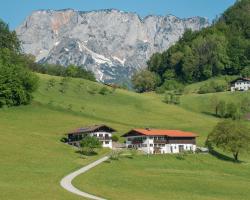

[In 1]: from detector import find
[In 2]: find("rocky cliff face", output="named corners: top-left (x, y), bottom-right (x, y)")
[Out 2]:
top-left (16, 9), bottom-right (209, 83)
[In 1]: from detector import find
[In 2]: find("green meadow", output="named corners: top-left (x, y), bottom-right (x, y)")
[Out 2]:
top-left (74, 154), bottom-right (250, 200)
top-left (0, 73), bottom-right (249, 200)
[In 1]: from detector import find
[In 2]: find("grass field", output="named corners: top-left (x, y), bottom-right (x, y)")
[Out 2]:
top-left (180, 91), bottom-right (250, 115)
top-left (73, 154), bottom-right (250, 200)
top-left (0, 73), bottom-right (249, 200)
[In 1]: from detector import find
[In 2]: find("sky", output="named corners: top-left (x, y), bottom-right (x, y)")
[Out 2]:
top-left (0, 0), bottom-right (236, 30)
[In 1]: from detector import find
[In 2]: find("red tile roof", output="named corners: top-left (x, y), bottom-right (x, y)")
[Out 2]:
top-left (130, 129), bottom-right (198, 137)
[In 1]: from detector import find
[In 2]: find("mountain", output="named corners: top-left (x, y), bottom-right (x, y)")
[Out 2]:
top-left (16, 9), bottom-right (209, 84)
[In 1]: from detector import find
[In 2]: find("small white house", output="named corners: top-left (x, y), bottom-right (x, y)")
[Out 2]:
top-left (122, 129), bottom-right (197, 154)
top-left (67, 124), bottom-right (115, 149)
top-left (231, 77), bottom-right (250, 91)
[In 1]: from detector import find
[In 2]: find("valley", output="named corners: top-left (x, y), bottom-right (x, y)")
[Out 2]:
top-left (0, 73), bottom-right (249, 200)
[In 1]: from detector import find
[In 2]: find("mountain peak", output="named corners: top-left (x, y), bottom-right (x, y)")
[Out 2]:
top-left (16, 9), bottom-right (209, 84)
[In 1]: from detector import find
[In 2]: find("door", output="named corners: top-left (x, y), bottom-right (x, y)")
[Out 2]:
top-left (179, 145), bottom-right (184, 153)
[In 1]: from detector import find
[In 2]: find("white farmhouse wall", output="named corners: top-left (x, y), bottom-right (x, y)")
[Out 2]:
top-left (90, 131), bottom-right (112, 149)
top-left (125, 136), bottom-right (196, 154)
top-left (231, 80), bottom-right (250, 91)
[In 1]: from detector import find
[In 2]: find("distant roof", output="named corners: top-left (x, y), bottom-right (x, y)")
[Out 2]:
top-left (68, 124), bottom-right (116, 135)
top-left (122, 129), bottom-right (197, 137)
top-left (230, 77), bottom-right (250, 84)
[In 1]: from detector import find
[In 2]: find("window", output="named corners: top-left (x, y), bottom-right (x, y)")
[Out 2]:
top-left (179, 145), bottom-right (184, 152)
top-left (150, 144), bottom-right (153, 147)
top-left (105, 134), bottom-right (109, 137)
top-left (105, 141), bottom-right (109, 144)
top-left (99, 134), bottom-right (103, 137)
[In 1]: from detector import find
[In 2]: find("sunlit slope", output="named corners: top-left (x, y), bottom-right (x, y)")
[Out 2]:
top-left (0, 73), bottom-right (223, 200)
top-left (35, 74), bottom-right (218, 142)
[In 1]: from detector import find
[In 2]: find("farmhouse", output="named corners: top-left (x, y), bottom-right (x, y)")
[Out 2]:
top-left (230, 77), bottom-right (250, 91)
top-left (67, 124), bottom-right (115, 149)
top-left (122, 129), bottom-right (197, 154)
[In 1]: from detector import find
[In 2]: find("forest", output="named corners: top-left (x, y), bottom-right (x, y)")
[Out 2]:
top-left (133, 0), bottom-right (250, 92)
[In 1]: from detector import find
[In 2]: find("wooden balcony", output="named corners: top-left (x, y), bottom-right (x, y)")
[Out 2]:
top-left (154, 140), bottom-right (167, 144)
top-left (132, 140), bottom-right (143, 144)
top-left (98, 137), bottom-right (111, 141)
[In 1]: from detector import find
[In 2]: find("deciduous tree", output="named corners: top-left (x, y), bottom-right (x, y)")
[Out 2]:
top-left (80, 136), bottom-right (102, 154)
top-left (206, 120), bottom-right (250, 161)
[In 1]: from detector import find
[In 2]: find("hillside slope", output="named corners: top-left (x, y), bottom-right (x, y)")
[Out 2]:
top-left (34, 73), bottom-right (218, 142)
top-left (0, 73), bottom-right (220, 199)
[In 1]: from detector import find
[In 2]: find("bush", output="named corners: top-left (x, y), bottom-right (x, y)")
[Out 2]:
top-left (110, 150), bottom-right (122, 160)
top-left (27, 62), bottom-right (96, 82)
top-left (163, 92), bottom-right (180, 105)
top-left (226, 102), bottom-right (241, 120)
top-left (87, 86), bottom-right (98, 95)
top-left (111, 135), bottom-right (119, 142)
top-left (132, 70), bottom-right (160, 93)
top-left (46, 78), bottom-right (56, 90)
top-left (80, 136), bottom-right (102, 154)
top-left (156, 80), bottom-right (184, 94)
top-left (99, 87), bottom-right (110, 95)
top-left (241, 66), bottom-right (250, 78)
top-left (60, 137), bottom-right (68, 143)
top-left (59, 77), bottom-right (70, 93)
top-left (198, 80), bottom-right (227, 94)
top-left (217, 100), bottom-right (227, 118)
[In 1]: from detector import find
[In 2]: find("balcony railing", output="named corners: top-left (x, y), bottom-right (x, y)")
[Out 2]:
top-left (132, 140), bottom-right (143, 144)
top-left (154, 140), bottom-right (167, 144)
top-left (98, 137), bottom-right (111, 141)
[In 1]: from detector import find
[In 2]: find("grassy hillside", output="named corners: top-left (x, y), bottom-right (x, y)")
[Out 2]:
top-left (74, 154), bottom-right (250, 200)
top-left (34, 74), bottom-right (218, 143)
top-left (0, 73), bottom-right (249, 200)
top-left (0, 105), bottom-right (110, 200)
top-left (181, 91), bottom-right (250, 116)
top-left (183, 76), bottom-right (237, 94)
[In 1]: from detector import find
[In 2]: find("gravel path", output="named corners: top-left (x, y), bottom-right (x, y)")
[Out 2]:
top-left (60, 156), bottom-right (109, 200)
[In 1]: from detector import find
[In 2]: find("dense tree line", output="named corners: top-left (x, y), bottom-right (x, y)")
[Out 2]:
top-left (25, 56), bottom-right (96, 82)
top-left (0, 19), bottom-right (38, 107)
top-left (132, 0), bottom-right (250, 92)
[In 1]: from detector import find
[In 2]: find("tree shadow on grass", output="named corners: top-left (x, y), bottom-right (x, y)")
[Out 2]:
top-left (209, 149), bottom-right (241, 163)
top-left (75, 150), bottom-right (98, 156)
top-left (201, 111), bottom-right (219, 118)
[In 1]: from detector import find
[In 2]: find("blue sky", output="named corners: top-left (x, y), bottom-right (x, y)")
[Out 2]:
top-left (1, 0), bottom-right (236, 29)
